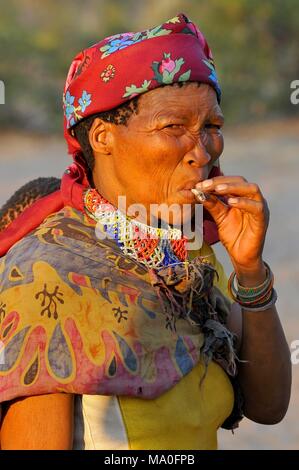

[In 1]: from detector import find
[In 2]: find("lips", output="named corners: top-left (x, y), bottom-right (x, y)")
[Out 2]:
top-left (179, 180), bottom-right (203, 191)
top-left (178, 188), bottom-right (198, 202)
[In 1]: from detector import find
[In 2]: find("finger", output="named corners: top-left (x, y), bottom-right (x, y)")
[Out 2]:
top-left (212, 182), bottom-right (263, 201)
top-left (227, 197), bottom-right (268, 218)
top-left (195, 175), bottom-right (248, 190)
top-left (196, 193), bottom-right (230, 225)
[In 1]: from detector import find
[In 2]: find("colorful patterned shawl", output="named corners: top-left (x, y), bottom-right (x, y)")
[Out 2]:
top-left (0, 205), bottom-right (236, 404)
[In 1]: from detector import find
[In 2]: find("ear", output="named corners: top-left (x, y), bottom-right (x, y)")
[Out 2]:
top-left (88, 118), bottom-right (112, 155)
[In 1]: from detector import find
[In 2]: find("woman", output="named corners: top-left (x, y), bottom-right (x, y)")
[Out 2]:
top-left (0, 13), bottom-right (291, 450)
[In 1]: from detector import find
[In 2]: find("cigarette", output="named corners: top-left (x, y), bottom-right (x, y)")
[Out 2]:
top-left (191, 188), bottom-right (208, 202)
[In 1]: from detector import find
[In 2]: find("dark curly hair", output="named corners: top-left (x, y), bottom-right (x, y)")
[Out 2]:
top-left (73, 97), bottom-right (139, 174)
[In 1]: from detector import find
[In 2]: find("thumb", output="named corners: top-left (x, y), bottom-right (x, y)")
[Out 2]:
top-left (193, 191), bottom-right (229, 226)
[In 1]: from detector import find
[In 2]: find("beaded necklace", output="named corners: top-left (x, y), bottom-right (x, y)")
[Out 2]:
top-left (83, 188), bottom-right (188, 269)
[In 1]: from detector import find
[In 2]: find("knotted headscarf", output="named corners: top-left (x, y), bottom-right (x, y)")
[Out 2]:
top-left (0, 13), bottom-right (222, 256)
top-left (63, 12), bottom-right (221, 154)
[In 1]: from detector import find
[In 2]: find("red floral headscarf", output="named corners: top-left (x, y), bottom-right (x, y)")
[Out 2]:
top-left (63, 12), bottom-right (221, 155)
top-left (0, 13), bottom-right (222, 257)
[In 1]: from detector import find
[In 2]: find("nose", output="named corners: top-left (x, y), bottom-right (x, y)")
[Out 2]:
top-left (183, 135), bottom-right (211, 168)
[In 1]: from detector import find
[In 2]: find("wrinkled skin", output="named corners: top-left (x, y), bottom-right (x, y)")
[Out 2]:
top-left (90, 83), bottom-right (224, 226)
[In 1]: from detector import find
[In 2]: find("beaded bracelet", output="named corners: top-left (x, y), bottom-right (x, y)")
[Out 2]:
top-left (238, 288), bottom-right (278, 311)
top-left (230, 275), bottom-right (274, 305)
top-left (228, 262), bottom-right (277, 310)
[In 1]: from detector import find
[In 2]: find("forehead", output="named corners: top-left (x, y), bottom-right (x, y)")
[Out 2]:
top-left (137, 82), bottom-right (222, 119)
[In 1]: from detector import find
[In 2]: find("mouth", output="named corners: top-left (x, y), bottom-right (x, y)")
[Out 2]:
top-left (178, 188), bottom-right (196, 201)
top-left (180, 180), bottom-right (202, 190)
top-left (178, 179), bottom-right (204, 202)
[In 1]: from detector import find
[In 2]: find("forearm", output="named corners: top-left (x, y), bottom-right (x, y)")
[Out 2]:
top-left (0, 393), bottom-right (74, 450)
top-left (239, 304), bottom-right (291, 423)
top-left (235, 261), bottom-right (292, 424)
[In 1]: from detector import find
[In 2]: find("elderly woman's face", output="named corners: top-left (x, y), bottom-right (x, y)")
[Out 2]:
top-left (92, 82), bottom-right (224, 223)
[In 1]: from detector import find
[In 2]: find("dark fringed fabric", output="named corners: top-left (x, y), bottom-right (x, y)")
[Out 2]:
top-left (148, 258), bottom-right (237, 377)
top-left (148, 258), bottom-right (244, 430)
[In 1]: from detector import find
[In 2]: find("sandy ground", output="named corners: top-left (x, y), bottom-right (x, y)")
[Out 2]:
top-left (0, 119), bottom-right (298, 449)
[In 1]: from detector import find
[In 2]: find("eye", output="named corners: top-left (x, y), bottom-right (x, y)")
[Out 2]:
top-left (163, 124), bottom-right (183, 129)
top-left (205, 123), bottom-right (222, 130)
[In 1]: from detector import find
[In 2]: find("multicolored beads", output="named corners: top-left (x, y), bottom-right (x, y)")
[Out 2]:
top-left (83, 188), bottom-right (188, 269)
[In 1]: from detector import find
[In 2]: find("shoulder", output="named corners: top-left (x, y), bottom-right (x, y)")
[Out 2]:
top-left (0, 206), bottom-right (101, 293)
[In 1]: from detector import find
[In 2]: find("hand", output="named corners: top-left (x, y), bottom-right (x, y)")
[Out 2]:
top-left (195, 176), bottom-right (270, 272)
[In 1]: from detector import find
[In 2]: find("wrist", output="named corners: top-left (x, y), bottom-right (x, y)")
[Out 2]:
top-left (232, 258), bottom-right (267, 287)
top-left (228, 261), bottom-right (276, 311)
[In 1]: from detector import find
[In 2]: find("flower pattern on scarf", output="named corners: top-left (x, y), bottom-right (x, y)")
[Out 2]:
top-left (166, 16), bottom-right (181, 24)
top-left (152, 52), bottom-right (191, 84)
top-left (100, 64), bottom-right (116, 83)
top-left (122, 52), bottom-right (191, 99)
top-left (99, 22), bottom-right (174, 59)
top-left (202, 59), bottom-right (221, 97)
top-left (64, 91), bottom-right (75, 122)
top-left (100, 33), bottom-right (136, 58)
top-left (123, 80), bottom-right (152, 99)
top-left (63, 89), bottom-right (92, 128)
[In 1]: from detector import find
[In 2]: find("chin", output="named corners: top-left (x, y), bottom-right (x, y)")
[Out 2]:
top-left (176, 188), bottom-right (198, 203)
top-left (159, 200), bottom-right (194, 227)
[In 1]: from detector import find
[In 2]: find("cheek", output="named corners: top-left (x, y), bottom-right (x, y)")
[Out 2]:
top-left (113, 134), bottom-right (178, 192)
top-left (132, 135), bottom-right (182, 174)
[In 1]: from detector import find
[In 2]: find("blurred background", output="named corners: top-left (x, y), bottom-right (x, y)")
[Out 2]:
top-left (0, 0), bottom-right (298, 449)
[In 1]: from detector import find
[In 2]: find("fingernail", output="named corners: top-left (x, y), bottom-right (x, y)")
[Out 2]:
top-left (228, 197), bottom-right (238, 204)
top-left (201, 179), bottom-right (213, 188)
top-left (196, 180), bottom-right (213, 188)
top-left (215, 184), bottom-right (227, 191)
